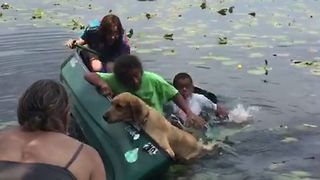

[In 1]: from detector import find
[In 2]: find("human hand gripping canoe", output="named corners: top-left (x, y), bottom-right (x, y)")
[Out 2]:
top-left (97, 83), bottom-right (113, 101)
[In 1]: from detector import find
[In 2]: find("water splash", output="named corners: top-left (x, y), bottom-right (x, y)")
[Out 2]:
top-left (227, 104), bottom-right (260, 124)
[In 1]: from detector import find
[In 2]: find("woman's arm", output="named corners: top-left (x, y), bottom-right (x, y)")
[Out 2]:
top-left (66, 38), bottom-right (86, 49)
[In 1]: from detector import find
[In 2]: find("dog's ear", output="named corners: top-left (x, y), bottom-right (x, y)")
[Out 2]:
top-left (130, 97), bottom-right (144, 122)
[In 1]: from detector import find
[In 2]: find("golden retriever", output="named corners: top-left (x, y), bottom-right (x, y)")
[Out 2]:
top-left (103, 92), bottom-right (215, 162)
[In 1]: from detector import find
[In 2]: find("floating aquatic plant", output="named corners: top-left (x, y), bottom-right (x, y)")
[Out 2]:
top-left (217, 8), bottom-right (228, 16)
top-left (247, 60), bottom-right (272, 75)
top-left (248, 12), bottom-right (256, 17)
top-left (217, 7), bottom-right (235, 16)
top-left (218, 36), bottom-right (228, 45)
top-left (281, 137), bottom-right (298, 143)
top-left (32, 9), bottom-right (45, 19)
top-left (70, 19), bottom-right (85, 30)
top-left (1, 3), bottom-right (10, 10)
top-left (145, 13), bottom-right (151, 19)
top-left (163, 33), bottom-right (173, 40)
top-left (228, 6), bottom-right (235, 13)
top-left (291, 59), bottom-right (320, 76)
top-left (127, 28), bottom-right (133, 38)
top-left (200, 0), bottom-right (206, 9)
top-left (145, 13), bottom-right (156, 20)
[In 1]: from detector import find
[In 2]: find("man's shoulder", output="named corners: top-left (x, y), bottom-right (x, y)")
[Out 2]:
top-left (144, 71), bottom-right (165, 80)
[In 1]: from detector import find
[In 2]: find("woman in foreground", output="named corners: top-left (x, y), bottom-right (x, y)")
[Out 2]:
top-left (0, 79), bottom-right (106, 180)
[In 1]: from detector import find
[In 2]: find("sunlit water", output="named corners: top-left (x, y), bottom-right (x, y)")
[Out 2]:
top-left (0, 0), bottom-right (320, 179)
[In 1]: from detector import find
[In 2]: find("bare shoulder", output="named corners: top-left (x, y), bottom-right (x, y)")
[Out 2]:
top-left (81, 144), bottom-right (101, 161)
top-left (0, 127), bottom-right (23, 141)
top-left (80, 144), bottom-right (106, 179)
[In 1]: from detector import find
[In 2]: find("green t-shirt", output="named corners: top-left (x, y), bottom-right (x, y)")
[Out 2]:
top-left (97, 71), bottom-right (178, 113)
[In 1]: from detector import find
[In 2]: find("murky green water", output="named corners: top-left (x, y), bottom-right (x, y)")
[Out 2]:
top-left (1, 0), bottom-right (320, 179)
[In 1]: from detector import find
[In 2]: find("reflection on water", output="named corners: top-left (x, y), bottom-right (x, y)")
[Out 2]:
top-left (1, 0), bottom-right (320, 179)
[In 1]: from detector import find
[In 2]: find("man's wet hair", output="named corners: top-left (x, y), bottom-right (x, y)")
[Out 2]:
top-left (113, 55), bottom-right (143, 82)
top-left (173, 72), bottom-right (193, 87)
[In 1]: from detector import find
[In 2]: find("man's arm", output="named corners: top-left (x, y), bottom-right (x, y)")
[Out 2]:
top-left (172, 93), bottom-right (206, 128)
top-left (84, 72), bottom-right (113, 97)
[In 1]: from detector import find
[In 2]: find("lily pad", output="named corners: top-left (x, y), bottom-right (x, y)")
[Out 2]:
top-left (32, 9), bottom-right (45, 19)
top-left (290, 171), bottom-right (311, 178)
top-left (135, 49), bottom-right (153, 54)
top-left (200, 55), bottom-right (230, 61)
top-left (291, 60), bottom-right (320, 68)
top-left (247, 67), bottom-right (272, 75)
top-left (281, 137), bottom-right (298, 143)
top-left (310, 69), bottom-right (320, 76)
top-left (249, 53), bottom-right (264, 58)
top-left (162, 49), bottom-right (176, 56)
top-left (303, 123), bottom-right (317, 128)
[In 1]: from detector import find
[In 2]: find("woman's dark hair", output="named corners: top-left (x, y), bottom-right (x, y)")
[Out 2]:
top-left (17, 79), bottom-right (69, 132)
top-left (99, 14), bottom-right (124, 46)
top-left (173, 72), bottom-right (193, 87)
top-left (113, 55), bottom-right (143, 82)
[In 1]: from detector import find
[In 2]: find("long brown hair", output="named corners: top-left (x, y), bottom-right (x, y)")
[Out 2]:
top-left (99, 14), bottom-right (124, 45)
top-left (17, 79), bottom-right (69, 133)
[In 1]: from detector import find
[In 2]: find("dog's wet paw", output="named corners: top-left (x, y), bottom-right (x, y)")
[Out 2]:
top-left (166, 148), bottom-right (175, 158)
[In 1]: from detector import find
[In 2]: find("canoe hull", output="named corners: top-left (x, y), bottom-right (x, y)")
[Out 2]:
top-left (60, 52), bottom-right (172, 180)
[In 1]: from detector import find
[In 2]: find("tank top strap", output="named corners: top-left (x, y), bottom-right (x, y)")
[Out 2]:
top-left (65, 143), bottom-right (84, 169)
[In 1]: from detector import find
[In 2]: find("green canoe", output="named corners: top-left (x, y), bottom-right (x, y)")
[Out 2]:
top-left (60, 51), bottom-right (172, 180)
top-left (60, 48), bottom-right (218, 180)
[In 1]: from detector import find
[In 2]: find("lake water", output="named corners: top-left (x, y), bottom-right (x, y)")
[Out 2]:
top-left (0, 0), bottom-right (320, 179)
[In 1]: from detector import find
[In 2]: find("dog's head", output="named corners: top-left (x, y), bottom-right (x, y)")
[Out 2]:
top-left (103, 92), bottom-right (148, 124)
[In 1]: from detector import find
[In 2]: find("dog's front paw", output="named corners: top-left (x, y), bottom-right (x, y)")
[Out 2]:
top-left (165, 148), bottom-right (175, 158)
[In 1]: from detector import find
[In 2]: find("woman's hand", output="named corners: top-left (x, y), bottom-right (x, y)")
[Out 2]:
top-left (66, 39), bottom-right (77, 49)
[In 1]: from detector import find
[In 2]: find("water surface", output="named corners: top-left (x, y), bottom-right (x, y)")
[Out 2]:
top-left (0, 0), bottom-right (320, 179)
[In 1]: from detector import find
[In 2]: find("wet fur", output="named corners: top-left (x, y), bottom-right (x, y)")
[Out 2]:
top-left (104, 92), bottom-right (215, 162)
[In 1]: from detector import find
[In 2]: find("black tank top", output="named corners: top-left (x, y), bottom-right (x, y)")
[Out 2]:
top-left (0, 143), bottom-right (84, 180)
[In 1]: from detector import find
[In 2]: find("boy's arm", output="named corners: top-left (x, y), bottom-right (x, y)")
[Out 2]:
top-left (199, 94), bottom-right (228, 119)
top-left (172, 94), bottom-right (206, 129)
top-left (84, 72), bottom-right (114, 97)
